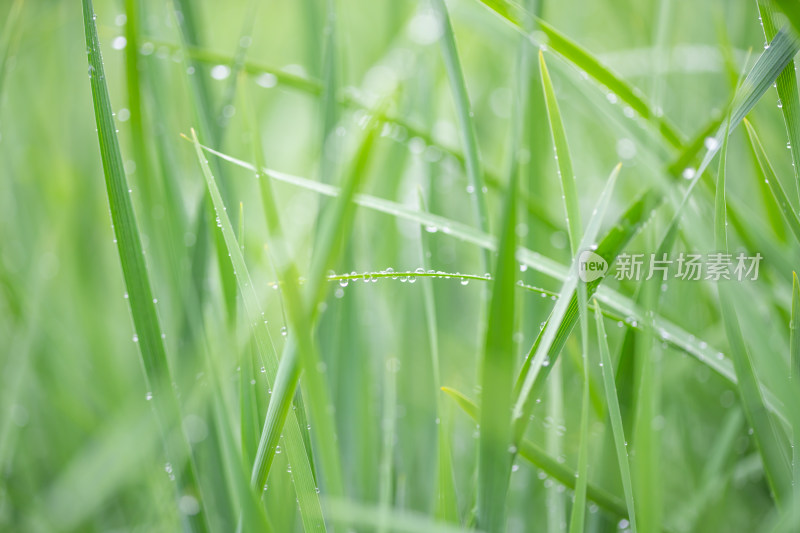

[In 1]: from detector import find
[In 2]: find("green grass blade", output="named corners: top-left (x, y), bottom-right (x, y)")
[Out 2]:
top-left (81, 1), bottom-right (209, 530)
top-left (513, 163), bottom-right (621, 433)
top-left (757, 0), bottom-right (800, 200)
top-left (743, 118), bottom-right (800, 243)
top-left (568, 282), bottom-right (590, 533)
top-left (441, 387), bottom-right (629, 520)
top-left (594, 300), bottom-right (637, 532)
top-left (793, 272), bottom-right (800, 502)
top-left (539, 50), bottom-right (582, 253)
top-left (431, 0), bottom-right (491, 266)
top-left (715, 118), bottom-right (790, 508)
top-left (188, 130), bottom-right (326, 532)
top-left (417, 190), bottom-right (460, 524)
top-left (476, 121), bottom-right (519, 532)
top-left (469, 0), bottom-right (683, 148)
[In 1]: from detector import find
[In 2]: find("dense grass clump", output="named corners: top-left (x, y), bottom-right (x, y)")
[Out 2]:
top-left (5, 0), bottom-right (800, 531)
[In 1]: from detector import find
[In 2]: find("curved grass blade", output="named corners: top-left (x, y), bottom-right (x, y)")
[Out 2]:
top-left (539, 50), bottom-right (581, 253)
top-left (431, 0), bottom-right (491, 267)
top-left (470, 0), bottom-right (683, 148)
top-left (441, 387), bottom-right (629, 520)
top-left (476, 123), bottom-right (519, 532)
top-left (715, 119), bottom-right (790, 508)
top-left (594, 300), bottom-right (637, 532)
top-left (81, 1), bottom-right (209, 530)
top-left (0, 0), bottom-right (24, 105)
top-left (743, 118), bottom-right (800, 243)
top-left (757, 0), bottom-right (800, 200)
top-left (189, 142), bottom-right (790, 423)
top-left (188, 130), bottom-right (327, 532)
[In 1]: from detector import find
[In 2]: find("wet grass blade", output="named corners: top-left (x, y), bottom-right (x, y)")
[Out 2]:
top-left (476, 122), bottom-right (519, 532)
top-left (757, 0), bottom-right (800, 200)
top-left (792, 272), bottom-right (800, 501)
top-left (594, 300), bottom-right (637, 532)
top-left (188, 129), bottom-right (327, 532)
top-left (743, 118), bottom-right (800, 244)
top-left (81, 1), bottom-right (209, 530)
top-left (539, 50), bottom-right (581, 253)
top-left (715, 118), bottom-right (790, 508)
top-left (431, 0), bottom-right (491, 267)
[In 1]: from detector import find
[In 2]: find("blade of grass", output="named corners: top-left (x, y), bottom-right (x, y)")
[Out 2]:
top-left (476, 115), bottom-right (519, 532)
top-left (188, 129), bottom-right (327, 532)
top-left (417, 189), bottom-right (460, 524)
top-left (743, 118), bottom-right (800, 243)
top-left (539, 50), bottom-right (581, 253)
top-left (756, 0), bottom-right (800, 200)
top-left (715, 118), bottom-right (790, 508)
top-left (594, 300), bottom-right (637, 532)
top-left (792, 272), bottom-right (800, 502)
top-left (469, 0), bottom-right (683, 148)
top-left (431, 0), bottom-right (491, 268)
top-left (568, 283), bottom-right (590, 533)
top-left (81, 1), bottom-right (209, 530)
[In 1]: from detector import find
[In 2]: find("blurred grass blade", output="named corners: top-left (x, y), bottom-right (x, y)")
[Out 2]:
top-left (568, 283), bottom-right (590, 533)
top-left (513, 163), bottom-right (621, 434)
top-left (477, 124), bottom-right (518, 532)
top-left (188, 130), bottom-right (326, 532)
top-left (471, 0), bottom-right (683, 148)
top-left (441, 387), bottom-right (630, 520)
top-left (431, 0), bottom-right (491, 266)
top-left (0, 0), bottom-right (24, 105)
top-left (793, 272), bottom-right (800, 501)
top-left (417, 190), bottom-right (460, 524)
top-left (757, 0), bottom-right (800, 199)
top-left (539, 50), bottom-right (581, 253)
top-left (81, 2), bottom-right (210, 531)
top-left (743, 118), bottom-right (800, 243)
top-left (594, 300), bottom-right (637, 532)
top-left (714, 118), bottom-right (790, 508)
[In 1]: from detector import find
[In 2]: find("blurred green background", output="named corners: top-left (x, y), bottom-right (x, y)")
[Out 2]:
top-left (2, 0), bottom-right (799, 531)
